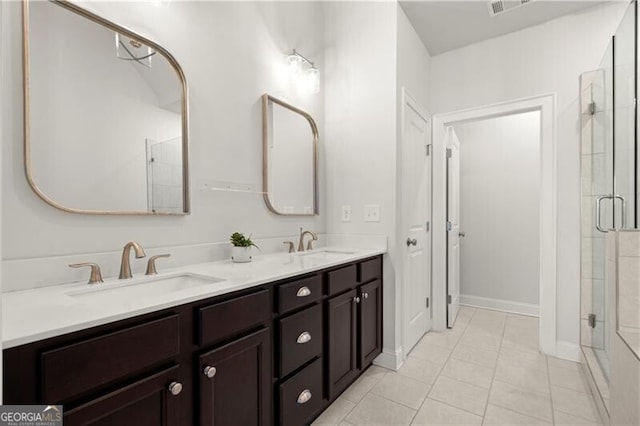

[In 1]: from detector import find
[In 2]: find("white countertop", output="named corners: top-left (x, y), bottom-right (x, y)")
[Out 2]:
top-left (2, 247), bottom-right (385, 349)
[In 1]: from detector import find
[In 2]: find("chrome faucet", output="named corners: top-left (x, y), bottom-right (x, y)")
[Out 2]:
top-left (298, 228), bottom-right (318, 252)
top-left (119, 241), bottom-right (146, 279)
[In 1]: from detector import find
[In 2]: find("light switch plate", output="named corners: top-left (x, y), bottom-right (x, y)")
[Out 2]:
top-left (303, 206), bottom-right (312, 214)
top-left (341, 205), bottom-right (352, 222)
top-left (364, 204), bottom-right (380, 222)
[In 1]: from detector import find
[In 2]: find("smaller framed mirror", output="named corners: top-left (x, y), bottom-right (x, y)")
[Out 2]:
top-left (262, 94), bottom-right (318, 216)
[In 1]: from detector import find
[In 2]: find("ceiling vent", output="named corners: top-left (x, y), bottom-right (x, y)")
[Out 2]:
top-left (487, 0), bottom-right (533, 17)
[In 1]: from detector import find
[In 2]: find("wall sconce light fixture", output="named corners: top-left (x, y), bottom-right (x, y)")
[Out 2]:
top-left (286, 49), bottom-right (320, 94)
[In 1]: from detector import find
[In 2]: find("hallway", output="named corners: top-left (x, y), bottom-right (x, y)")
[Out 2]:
top-left (314, 307), bottom-right (601, 425)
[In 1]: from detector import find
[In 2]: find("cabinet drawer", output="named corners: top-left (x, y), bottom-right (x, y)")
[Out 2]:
top-left (41, 315), bottom-right (180, 403)
top-left (358, 257), bottom-right (381, 283)
top-left (279, 304), bottom-right (322, 377)
top-left (198, 289), bottom-right (271, 346)
top-left (64, 365), bottom-right (181, 426)
top-left (279, 358), bottom-right (323, 426)
top-left (278, 275), bottom-right (322, 314)
top-left (327, 265), bottom-right (357, 296)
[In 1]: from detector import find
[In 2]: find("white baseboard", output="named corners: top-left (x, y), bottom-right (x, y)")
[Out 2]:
top-left (374, 347), bottom-right (403, 371)
top-left (460, 294), bottom-right (539, 317)
top-left (555, 341), bottom-right (581, 362)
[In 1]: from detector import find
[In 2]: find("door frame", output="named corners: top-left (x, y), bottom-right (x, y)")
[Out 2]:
top-left (398, 88), bottom-right (432, 360)
top-left (445, 128), bottom-right (460, 328)
top-left (432, 94), bottom-right (557, 356)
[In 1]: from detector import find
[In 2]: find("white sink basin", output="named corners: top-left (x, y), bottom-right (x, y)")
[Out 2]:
top-left (66, 273), bottom-right (225, 303)
top-left (296, 249), bottom-right (355, 259)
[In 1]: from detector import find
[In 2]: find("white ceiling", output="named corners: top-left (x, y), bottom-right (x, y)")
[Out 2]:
top-left (399, 0), bottom-right (612, 55)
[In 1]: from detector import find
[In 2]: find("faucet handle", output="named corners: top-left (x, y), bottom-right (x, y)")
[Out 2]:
top-left (283, 241), bottom-right (295, 253)
top-left (145, 254), bottom-right (171, 275)
top-left (69, 263), bottom-right (104, 284)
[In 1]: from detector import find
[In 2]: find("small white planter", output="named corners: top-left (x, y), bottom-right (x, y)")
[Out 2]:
top-left (231, 246), bottom-right (253, 263)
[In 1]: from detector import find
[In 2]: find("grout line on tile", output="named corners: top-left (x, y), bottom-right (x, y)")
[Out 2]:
top-left (425, 396), bottom-right (488, 419)
top-left (553, 407), bottom-right (603, 424)
top-left (546, 353), bottom-right (556, 425)
top-left (481, 306), bottom-right (508, 420)
top-left (369, 385), bottom-right (428, 412)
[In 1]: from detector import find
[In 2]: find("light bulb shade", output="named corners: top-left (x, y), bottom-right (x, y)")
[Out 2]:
top-left (287, 54), bottom-right (303, 74)
top-left (307, 67), bottom-right (320, 94)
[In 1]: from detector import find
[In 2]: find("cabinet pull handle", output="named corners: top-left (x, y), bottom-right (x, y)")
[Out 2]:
top-left (363, 292), bottom-right (369, 299)
top-left (297, 389), bottom-right (312, 404)
top-left (296, 331), bottom-right (312, 344)
top-left (168, 381), bottom-right (183, 396)
top-left (203, 366), bottom-right (217, 379)
top-left (296, 286), bottom-right (311, 297)
top-left (353, 296), bottom-right (361, 304)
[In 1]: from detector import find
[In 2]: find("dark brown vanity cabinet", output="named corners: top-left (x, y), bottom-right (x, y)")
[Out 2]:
top-left (198, 329), bottom-right (271, 426)
top-left (3, 255), bottom-right (383, 426)
top-left (327, 258), bottom-right (383, 400)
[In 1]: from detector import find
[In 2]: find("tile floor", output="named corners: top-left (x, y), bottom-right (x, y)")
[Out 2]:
top-left (313, 306), bottom-right (601, 426)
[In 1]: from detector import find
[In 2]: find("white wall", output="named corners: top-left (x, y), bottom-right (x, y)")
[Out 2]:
top-left (2, 1), bottom-right (325, 289)
top-left (323, 3), bottom-right (432, 368)
top-left (454, 111), bottom-right (540, 310)
top-left (429, 1), bottom-right (627, 349)
top-left (323, 1), bottom-right (399, 365)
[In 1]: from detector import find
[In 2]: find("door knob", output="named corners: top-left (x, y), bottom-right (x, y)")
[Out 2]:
top-left (406, 238), bottom-right (417, 246)
top-left (458, 232), bottom-right (466, 238)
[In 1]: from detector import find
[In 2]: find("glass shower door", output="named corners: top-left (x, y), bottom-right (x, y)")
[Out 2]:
top-left (580, 1), bottom-right (637, 406)
top-left (582, 56), bottom-right (613, 381)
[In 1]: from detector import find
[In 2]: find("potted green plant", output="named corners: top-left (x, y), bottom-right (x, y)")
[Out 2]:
top-left (230, 232), bottom-right (259, 263)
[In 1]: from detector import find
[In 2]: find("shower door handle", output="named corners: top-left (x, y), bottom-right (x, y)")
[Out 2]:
top-left (614, 194), bottom-right (627, 229)
top-left (596, 194), bottom-right (626, 232)
top-left (595, 195), bottom-right (613, 233)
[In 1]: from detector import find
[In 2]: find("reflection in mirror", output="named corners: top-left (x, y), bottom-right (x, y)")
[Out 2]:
top-left (24, 0), bottom-right (189, 214)
top-left (262, 94), bottom-right (318, 216)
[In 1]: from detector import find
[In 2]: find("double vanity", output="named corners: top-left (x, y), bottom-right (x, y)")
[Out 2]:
top-left (3, 248), bottom-right (384, 425)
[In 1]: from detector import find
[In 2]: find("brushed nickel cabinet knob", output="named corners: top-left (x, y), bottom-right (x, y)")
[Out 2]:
top-left (168, 381), bottom-right (182, 396)
top-left (203, 366), bottom-right (217, 379)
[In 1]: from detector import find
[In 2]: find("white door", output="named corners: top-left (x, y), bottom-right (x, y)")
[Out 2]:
top-left (401, 91), bottom-right (432, 354)
top-left (446, 128), bottom-right (461, 328)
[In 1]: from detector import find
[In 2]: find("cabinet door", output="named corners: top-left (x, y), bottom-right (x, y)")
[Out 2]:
top-left (359, 279), bottom-right (382, 369)
top-left (327, 289), bottom-right (358, 400)
top-left (63, 365), bottom-right (181, 426)
top-left (198, 328), bottom-right (271, 426)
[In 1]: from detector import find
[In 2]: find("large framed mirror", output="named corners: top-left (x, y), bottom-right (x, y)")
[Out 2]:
top-left (262, 94), bottom-right (318, 216)
top-left (23, 0), bottom-right (189, 215)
